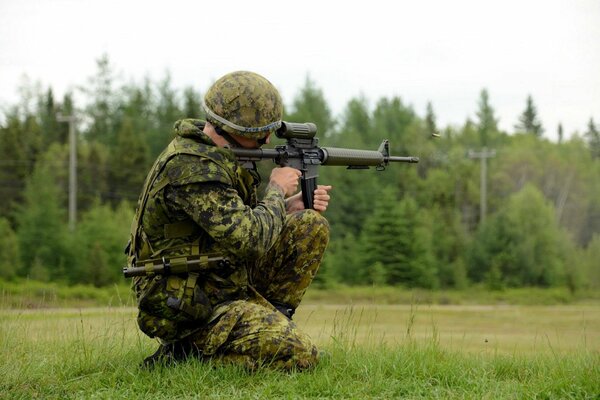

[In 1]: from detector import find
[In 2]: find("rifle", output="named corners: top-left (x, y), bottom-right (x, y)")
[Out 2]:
top-left (123, 254), bottom-right (230, 278)
top-left (231, 122), bottom-right (419, 209)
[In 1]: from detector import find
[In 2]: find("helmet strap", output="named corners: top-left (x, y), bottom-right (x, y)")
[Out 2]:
top-left (214, 125), bottom-right (244, 148)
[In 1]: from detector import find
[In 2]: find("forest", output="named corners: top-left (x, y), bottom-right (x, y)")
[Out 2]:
top-left (1, 55), bottom-right (599, 291)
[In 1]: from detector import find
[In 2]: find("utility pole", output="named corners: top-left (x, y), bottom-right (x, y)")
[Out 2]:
top-left (56, 114), bottom-right (78, 231)
top-left (468, 147), bottom-right (496, 223)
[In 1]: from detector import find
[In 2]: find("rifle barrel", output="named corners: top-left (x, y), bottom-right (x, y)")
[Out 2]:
top-left (388, 156), bottom-right (420, 163)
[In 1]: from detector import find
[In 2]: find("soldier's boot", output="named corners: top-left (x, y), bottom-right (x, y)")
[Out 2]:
top-left (271, 301), bottom-right (295, 320)
top-left (141, 340), bottom-right (201, 368)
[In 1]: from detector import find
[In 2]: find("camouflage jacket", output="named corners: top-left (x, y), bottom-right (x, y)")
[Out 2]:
top-left (128, 119), bottom-right (287, 339)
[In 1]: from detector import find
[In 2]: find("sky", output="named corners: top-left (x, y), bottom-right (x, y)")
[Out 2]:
top-left (0, 0), bottom-right (599, 141)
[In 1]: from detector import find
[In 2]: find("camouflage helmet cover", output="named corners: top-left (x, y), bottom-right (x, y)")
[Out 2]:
top-left (203, 71), bottom-right (283, 139)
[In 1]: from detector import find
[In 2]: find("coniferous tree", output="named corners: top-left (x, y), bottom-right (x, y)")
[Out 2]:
top-left (557, 123), bottom-right (564, 144)
top-left (38, 88), bottom-right (61, 145)
top-left (82, 54), bottom-right (119, 147)
top-left (183, 86), bottom-right (202, 118)
top-left (515, 95), bottom-right (544, 137)
top-left (15, 165), bottom-right (68, 280)
top-left (285, 75), bottom-right (335, 136)
top-left (108, 117), bottom-right (151, 204)
top-left (360, 188), bottom-right (437, 288)
top-left (154, 73), bottom-right (182, 156)
top-left (372, 97), bottom-right (416, 151)
top-left (580, 234), bottom-right (600, 289)
top-left (79, 141), bottom-right (109, 209)
top-left (425, 101), bottom-right (437, 135)
top-left (475, 89), bottom-right (498, 146)
top-left (0, 217), bottom-right (20, 280)
top-left (320, 97), bottom-right (377, 240)
top-left (0, 108), bottom-right (43, 221)
top-left (585, 118), bottom-right (600, 159)
top-left (324, 232), bottom-right (360, 284)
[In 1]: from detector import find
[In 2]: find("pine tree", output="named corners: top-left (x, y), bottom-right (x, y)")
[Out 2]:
top-left (0, 108), bottom-right (43, 221)
top-left (557, 123), bottom-right (564, 144)
top-left (425, 101), bottom-right (437, 135)
top-left (0, 217), bottom-right (20, 280)
top-left (78, 141), bottom-right (109, 210)
top-left (515, 95), bottom-right (544, 137)
top-left (38, 88), bottom-right (61, 145)
top-left (183, 86), bottom-right (202, 118)
top-left (585, 118), bottom-right (600, 159)
top-left (360, 188), bottom-right (437, 288)
top-left (285, 75), bottom-right (335, 136)
top-left (82, 54), bottom-right (119, 146)
top-left (108, 117), bottom-right (151, 204)
top-left (475, 89), bottom-right (498, 146)
top-left (372, 97), bottom-right (416, 150)
top-left (319, 97), bottom-right (378, 241)
top-left (153, 73), bottom-right (182, 156)
top-left (15, 165), bottom-right (68, 280)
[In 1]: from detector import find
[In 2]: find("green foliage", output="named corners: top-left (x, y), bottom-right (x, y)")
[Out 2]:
top-left (360, 188), bottom-right (437, 288)
top-left (425, 101), bottom-right (437, 134)
top-left (82, 54), bottom-right (119, 146)
top-left (0, 62), bottom-right (598, 291)
top-left (585, 117), bottom-right (600, 159)
top-left (468, 184), bottom-right (568, 287)
top-left (183, 86), bottom-right (202, 118)
top-left (107, 117), bottom-right (150, 204)
top-left (69, 202), bottom-right (133, 286)
top-left (580, 234), bottom-right (600, 290)
top-left (285, 75), bottom-right (335, 136)
top-left (0, 218), bottom-right (19, 280)
top-left (0, 107), bottom-right (43, 221)
top-left (15, 164), bottom-right (68, 281)
top-left (476, 88), bottom-right (499, 146)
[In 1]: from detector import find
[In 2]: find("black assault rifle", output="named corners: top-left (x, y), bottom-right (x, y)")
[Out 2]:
top-left (231, 122), bottom-right (419, 209)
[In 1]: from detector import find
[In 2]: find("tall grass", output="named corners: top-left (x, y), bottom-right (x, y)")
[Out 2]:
top-left (1, 306), bottom-right (598, 399)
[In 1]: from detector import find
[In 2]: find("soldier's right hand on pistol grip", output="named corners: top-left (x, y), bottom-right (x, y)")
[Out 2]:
top-left (270, 167), bottom-right (301, 197)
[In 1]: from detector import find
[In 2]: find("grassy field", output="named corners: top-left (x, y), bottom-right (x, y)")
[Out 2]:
top-left (1, 303), bottom-right (598, 399)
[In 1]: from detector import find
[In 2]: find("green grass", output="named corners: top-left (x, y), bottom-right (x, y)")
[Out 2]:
top-left (1, 305), bottom-right (598, 399)
top-left (0, 279), bottom-right (135, 308)
top-left (2, 278), bottom-right (599, 309)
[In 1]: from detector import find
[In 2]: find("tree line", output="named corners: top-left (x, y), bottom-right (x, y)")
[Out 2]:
top-left (1, 55), bottom-right (599, 290)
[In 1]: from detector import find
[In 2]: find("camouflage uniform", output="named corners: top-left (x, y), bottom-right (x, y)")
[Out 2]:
top-left (128, 119), bottom-right (329, 370)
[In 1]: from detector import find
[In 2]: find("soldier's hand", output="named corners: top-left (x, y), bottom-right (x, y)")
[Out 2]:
top-left (313, 185), bottom-right (332, 212)
top-left (286, 184), bottom-right (333, 213)
top-left (270, 167), bottom-right (301, 197)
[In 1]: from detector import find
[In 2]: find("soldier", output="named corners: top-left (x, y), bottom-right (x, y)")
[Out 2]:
top-left (126, 71), bottom-right (332, 371)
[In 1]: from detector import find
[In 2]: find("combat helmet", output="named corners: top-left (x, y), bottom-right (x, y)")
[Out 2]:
top-left (202, 71), bottom-right (283, 140)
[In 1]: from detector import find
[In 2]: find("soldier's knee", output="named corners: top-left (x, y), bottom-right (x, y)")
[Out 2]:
top-left (289, 209), bottom-right (330, 239)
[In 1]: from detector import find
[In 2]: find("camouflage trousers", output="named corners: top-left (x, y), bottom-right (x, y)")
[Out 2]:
top-left (189, 209), bottom-right (329, 370)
